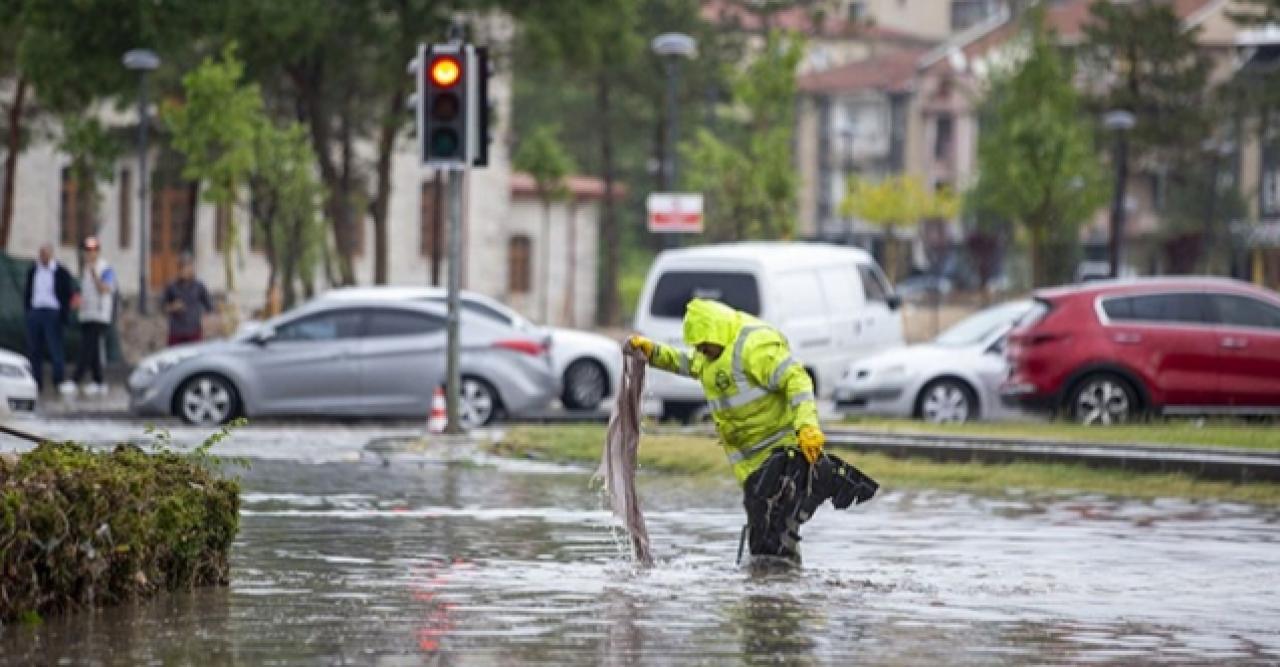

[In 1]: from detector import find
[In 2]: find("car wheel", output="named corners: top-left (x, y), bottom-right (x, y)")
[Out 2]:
top-left (1070, 373), bottom-right (1138, 425)
top-left (562, 359), bottom-right (608, 411)
top-left (460, 376), bottom-right (500, 429)
top-left (917, 378), bottom-right (976, 424)
top-left (177, 374), bottom-right (238, 425)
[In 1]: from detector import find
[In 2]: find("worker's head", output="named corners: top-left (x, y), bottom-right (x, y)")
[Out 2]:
top-left (179, 253), bottom-right (195, 280)
top-left (38, 244), bottom-right (52, 265)
top-left (82, 236), bottom-right (100, 261)
top-left (695, 342), bottom-right (724, 360)
top-left (683, 298), bottom-right (739, 360)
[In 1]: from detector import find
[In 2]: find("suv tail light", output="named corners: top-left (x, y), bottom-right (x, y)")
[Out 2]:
top-left (494, 339), bottom-right (547, 356)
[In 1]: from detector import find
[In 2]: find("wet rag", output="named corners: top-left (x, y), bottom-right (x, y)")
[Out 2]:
top-left (595, 344), bottom-right (654, 566)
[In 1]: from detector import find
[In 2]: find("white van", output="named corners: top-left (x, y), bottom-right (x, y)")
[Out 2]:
top-left (634, 242), bottom-right (904, 421)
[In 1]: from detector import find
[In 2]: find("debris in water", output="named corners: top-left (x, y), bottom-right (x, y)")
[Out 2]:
top-left (594, 344), bottom-right (653, 566)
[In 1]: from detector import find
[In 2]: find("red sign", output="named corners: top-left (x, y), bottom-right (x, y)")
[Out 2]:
top-left (647, 193), bottom-right (703, 233)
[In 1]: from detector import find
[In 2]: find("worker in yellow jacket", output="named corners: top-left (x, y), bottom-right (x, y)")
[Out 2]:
top-left (630, 298), bottom-right (865, 563)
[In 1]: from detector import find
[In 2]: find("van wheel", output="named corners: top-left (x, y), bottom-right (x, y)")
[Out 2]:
top-left (1069, 373), bottom-right (1138, 425)
top-left (916, 378), bottom-right (977, 424)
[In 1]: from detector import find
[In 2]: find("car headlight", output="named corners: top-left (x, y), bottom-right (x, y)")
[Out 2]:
top-left (138, 349), bottom-right (200, 376)
top-left (0, 363), bottom-right (28, 379)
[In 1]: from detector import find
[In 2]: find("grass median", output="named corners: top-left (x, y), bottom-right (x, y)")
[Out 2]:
top-left (840, 417), bottom-right (1280, 452)
top-left (494, 424), bottom-right (1280, 505)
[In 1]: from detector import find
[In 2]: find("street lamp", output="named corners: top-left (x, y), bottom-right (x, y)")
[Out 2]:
top-left (1103, 110), bottom-right (1135, 279)
top-left (123, 48), bottom-right (160, 315)
top-left (651, 33), bottom-right (697, 193)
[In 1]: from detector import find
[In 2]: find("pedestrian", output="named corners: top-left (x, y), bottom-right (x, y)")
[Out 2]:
top-left (22, 243), bottom-right (76, 393)
top-left (627, 298), bottom-right (875, 565)
top-left (162, 253), bottom-right (212, 346)
top-left (70, 236), bottom-right (116, 396)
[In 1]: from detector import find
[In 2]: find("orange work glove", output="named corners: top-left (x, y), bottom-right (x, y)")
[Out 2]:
top-left (627, 335), bottom-right (655, 358)
top-left (797, 425), bottom-right (825, 464)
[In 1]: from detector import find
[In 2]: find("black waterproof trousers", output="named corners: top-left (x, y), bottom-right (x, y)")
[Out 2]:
top-left (742, 447), bottom-right (879, 561)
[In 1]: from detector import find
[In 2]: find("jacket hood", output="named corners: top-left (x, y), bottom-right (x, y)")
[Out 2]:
top-left (682, 298), bottom-right (742, 348)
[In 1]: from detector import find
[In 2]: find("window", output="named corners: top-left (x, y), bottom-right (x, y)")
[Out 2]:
top-left (508, 235), bottom-right (532, 294)
top-left (119, 169), bottom-right (132, 249)
top-left (420, 178), bottom-right (444, 257)
top-left (1211, 294), bottom-right (1280, 330)
top-left (275, 310), bottom-right (364, 342)
top-left (1101, 293), bottom-right (1211, 324)
top-left (649, 271), bottom-right (761, 317)
top-left (934, 114), bottom-right (954, 160)
top-left (365, 309), bottom-right (444, 337)
top-left (847, 1), bottom-right (866, 21)
top-left (858, 264), bottom-right (890, 303)
top-left (60, 168), bottom-right (97, 247)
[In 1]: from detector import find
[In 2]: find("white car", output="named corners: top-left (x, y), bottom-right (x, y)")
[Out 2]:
top-left (0, 348), bottom-right (38, 418)
top-left (322, 286), bottom-right (622, 411)
top-left (834, 300), bottom-right (1033, 423)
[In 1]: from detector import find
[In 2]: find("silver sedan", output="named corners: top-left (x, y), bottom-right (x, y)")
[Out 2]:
top-left (128, 296), bottom-right (557, 427)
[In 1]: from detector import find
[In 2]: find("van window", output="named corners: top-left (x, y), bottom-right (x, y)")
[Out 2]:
top-left (858, 264), bottom-right (890, 303)
top-left (650, 271), bottom-right (760, 317)
top-left (775, 271), bottom-right (826, 320)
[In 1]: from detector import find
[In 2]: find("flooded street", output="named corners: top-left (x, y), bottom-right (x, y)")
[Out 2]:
top-left (3, 421), bottom-right (1279, 664)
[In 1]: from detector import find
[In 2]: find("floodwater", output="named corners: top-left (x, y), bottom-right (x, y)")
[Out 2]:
top-left (2, 421), bottom-right (1280, 665)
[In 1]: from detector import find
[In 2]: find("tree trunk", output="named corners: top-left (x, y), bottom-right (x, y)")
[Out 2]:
top-left (596, 76), bottom-right (620, 326)
top-left (370, 90), bottom-right (403, 285)
top-left (562, 200), bottom-right (577, 327)
top-left (540, 199), bottom-right (552, 324)
top-left (292, 65), bottom-right (356, 287)
top-left (0, 76), bottom-right (28, 250)
top-left (335, 106), bottom-right (356, 285)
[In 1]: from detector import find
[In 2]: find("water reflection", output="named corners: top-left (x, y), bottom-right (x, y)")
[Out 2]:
top-left (1, 456), bottom-right (1278, 665)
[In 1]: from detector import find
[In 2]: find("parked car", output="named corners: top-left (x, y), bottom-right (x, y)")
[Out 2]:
top-left (633, 242), bottom-right (904, 421)
top-left (0, 347), bottom-right (37, 417)
top-left (1002, 277), bottom-right (1280, 424)
top-left (129, 295), bottom-right (556, 426)
top-left (835, 300), bottom-right (1033, 423)
top-left (322, 286), bottom-right (622, 411)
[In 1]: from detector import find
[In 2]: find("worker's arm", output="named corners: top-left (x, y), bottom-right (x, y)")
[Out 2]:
top-left (745, 339), bottom-right (823, 461)
top-left (628, 335), bottom-right (693, 377)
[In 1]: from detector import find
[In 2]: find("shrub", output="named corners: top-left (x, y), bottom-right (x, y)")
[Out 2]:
top-left (0, 428), bottom-right (241, 623)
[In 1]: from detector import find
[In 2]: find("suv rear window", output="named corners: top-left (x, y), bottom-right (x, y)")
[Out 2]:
top-left (1211, 294), bottom-right (1280, 329)
top-left (1101, 293), bottom-right (1211, 324)
top-left (650, 271), bottom-right (760, 317)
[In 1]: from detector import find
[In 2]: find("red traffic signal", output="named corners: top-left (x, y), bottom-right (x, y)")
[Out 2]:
top-left (429, 56), bottom-right (461, 88)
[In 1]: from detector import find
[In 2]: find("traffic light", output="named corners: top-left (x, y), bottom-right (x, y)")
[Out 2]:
top-left (411, 42), bottom-right (491, 168)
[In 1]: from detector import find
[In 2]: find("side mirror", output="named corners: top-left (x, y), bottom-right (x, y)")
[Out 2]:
top-left (886, 294), bottom-right (903, 311)
top-left (251, 327), bottom-right (275, 346)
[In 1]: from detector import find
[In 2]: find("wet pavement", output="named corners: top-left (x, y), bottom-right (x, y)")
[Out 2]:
top-left (2, 419), bottom-right (1279, 665)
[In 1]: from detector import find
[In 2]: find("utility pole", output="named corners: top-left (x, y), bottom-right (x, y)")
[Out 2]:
top-left (124, 49), bottom-right (160, 314)
top-left (1103, 110), bottom-right (1135, 280)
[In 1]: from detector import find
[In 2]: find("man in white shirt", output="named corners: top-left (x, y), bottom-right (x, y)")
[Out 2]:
top-left (23, 244), bottom-right (75, 392)
top-left (71, 236), bottom-right (116, 396)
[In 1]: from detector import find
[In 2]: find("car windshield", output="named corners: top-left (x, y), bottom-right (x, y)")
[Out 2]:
top-left (934, 301), bottom-right (1031, 346)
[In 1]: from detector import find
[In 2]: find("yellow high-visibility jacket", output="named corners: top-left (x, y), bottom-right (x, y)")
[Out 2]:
top-left (647, 298), bottom-right (819, 484)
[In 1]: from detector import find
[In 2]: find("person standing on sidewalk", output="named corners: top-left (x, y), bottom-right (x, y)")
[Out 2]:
top-left (162, 253), bottom-right (213, 346)
top-left (23, 244), bottom-right (76, 393)
top-left (70, 236), bottom-right (116, 396)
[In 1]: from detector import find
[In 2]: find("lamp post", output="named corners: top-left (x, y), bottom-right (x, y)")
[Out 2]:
top-left (652, 32), bottom-right (697, 247)
top-left (1103, 110), bottom-right (1135, 279)
top-left (123, 49), bottom-right (160, 315)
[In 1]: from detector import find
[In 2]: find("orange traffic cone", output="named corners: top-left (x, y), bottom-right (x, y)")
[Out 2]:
top-left (427, 386), bottom-right (448, 434)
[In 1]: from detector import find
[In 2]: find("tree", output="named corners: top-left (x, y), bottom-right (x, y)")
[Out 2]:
top-left (163, 46), bottom-right (263, 328)
top-left (841, 174), bottom-right (958, 280)
top-left (1080, 0), bottom-right (1211, 164)
top-left (513, 124), bottom-right (575, 325)
top-left (247, 121), bottom-right (325, 310)
top-left (682, 30), bottom-right (804, 243)
top-left (970, 10), bottom-right (1108, 288)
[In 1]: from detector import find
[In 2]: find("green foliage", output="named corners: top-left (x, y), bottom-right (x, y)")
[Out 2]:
top-left (682, 31), bottom-right (804, 242)
top-left (513, 125), bottom-right (575, 203)
top-left (1079, 0), bottom-right (1211, 163)
top-left (970, 10), bottom-right (1108, 287)
top-left (248, 121), bottom-right (325, 308)
top-left (0, 427), bottom-right (243, 622)
top-left (842, 174), bottom-right (958, 279)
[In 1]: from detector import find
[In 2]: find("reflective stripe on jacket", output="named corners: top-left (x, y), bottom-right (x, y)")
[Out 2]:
top-left (648, 298), bottom-right (819, 484)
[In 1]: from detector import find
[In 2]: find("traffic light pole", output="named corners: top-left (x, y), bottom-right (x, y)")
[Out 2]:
top-left (444, 167), bottom-right (464, 434)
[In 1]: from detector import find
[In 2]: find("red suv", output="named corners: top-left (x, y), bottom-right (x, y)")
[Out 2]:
top-left (1002, 277), bottom-right (1280, 424)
